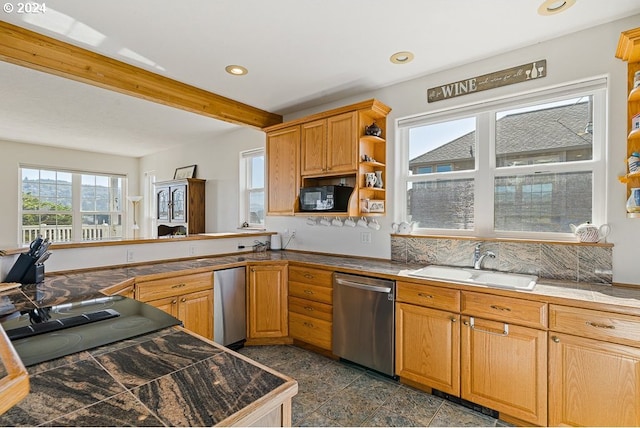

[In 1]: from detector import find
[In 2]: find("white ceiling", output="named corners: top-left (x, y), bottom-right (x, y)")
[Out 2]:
top-left (2, 0), bottom-right (640, 157)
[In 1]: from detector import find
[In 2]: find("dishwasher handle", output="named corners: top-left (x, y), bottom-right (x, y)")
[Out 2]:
top-left (335, 277), bottom-right (392, 294)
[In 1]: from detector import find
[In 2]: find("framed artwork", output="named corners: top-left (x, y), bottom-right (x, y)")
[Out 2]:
top-left (174, 165), bottom-right (197, 179)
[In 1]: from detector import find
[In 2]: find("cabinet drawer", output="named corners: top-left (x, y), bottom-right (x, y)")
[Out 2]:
top-left (289, 312), bottom-right (332, 350)
top-left (397, 281), bottom-right (460, 312)
top-left (289, 266), bottom-right (333, 287)
top-left (289, 279), bottom-right (332, 304)
top-left (289, 296), bottom-right (332, 322)
top-left (461, 291), bottom-right (547, 329)
top-left (136, 272), bottom-right (213, 302)
top-left (550, 304), bottom-right (640, 347)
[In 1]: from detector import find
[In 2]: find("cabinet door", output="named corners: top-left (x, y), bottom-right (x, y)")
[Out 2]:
top-left (178, 289), bottom-right (214, 340)
top-left (156, 187), bottom-right (170, 221)
top-left (396, 303), bottom-right (460, 395)
top-left (326, 112), bottom-right (357, 173)
top-left (549, 333), bottom-right (640, 426)
top-left (301, 119), bottom-right (327, 175)
top-left (461, 316), bottom-right (547, 425)
top-left (148, 296), bottom-right (179, 318)
top-left (170, 185), bottom-right (187, 222)
top-left (247, 264), bottom-right (288, 339)
top-left (267, 126), bottom-right (300, 215)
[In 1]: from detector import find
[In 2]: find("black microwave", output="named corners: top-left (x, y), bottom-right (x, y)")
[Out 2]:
top-left (299, 185), bottom-right (353, 212)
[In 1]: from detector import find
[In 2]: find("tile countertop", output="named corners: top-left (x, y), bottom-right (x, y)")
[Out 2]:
top-left (3, 249), bottom-right (640, 316)
top-left (0, 327), bottom-right (297, 426)
top-left (1, 249), bottom-right (640, 425)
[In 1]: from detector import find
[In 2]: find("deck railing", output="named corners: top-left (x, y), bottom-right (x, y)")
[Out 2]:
top-left (22, 225), bottom-right (123, 244)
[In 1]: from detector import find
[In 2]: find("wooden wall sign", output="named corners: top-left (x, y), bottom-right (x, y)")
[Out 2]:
top-left (427, 60), bottom-right (547, 103)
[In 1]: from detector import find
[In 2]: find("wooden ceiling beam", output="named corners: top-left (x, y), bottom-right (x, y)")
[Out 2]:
top-left (0, 21), bottom-right (282, 129)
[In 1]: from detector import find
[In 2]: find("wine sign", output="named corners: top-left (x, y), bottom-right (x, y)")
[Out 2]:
top-left (427, 60), bottom-right (547, 103)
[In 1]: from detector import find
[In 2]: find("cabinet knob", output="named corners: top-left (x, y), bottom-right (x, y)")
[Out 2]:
top-left (171, 299), bottom-right (177, 304)
top-left (552, 336), bottom-right (560, 343)
top-left (181, 297), bottom-right (186, 302)
top-left (451, 317), bottom-right (457, 323)
top-left (304, 289), bottom-right (314, 295)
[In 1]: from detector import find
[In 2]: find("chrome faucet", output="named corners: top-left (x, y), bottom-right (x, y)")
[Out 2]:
top-left (473, 243), bottom-right (496, 270)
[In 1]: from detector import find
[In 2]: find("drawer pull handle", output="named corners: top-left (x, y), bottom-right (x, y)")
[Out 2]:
top-left (171, 283), bottom-right (186, 289)
top-left (552, 336), bottom-right (560, 343)
top-left (304, 290), bottom-right (314, 295)
top-left (417, 293), bottom-right (434, 299)
top-left (586, 321), bottom-right (615, 330)
top-left (304, 306), bottom-right (314, 312)
top-left (303, 273), bottom-right (315, 279)
top-left (465, 316), bottom-right (509, 336)
top-left (303, 322), bottom-right (314, 328)
top-left (490, 305), bottom-right (511, 312)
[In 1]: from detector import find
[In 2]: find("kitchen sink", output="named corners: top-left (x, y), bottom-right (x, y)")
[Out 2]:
top-left (408, 265), bottom-right (537, 291)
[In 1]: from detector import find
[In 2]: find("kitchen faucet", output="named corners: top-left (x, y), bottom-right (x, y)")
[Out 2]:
top-left (473, 243), bottom-right (496, 270)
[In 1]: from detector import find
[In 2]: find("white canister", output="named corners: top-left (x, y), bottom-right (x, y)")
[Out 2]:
top-left (270, 234), bottom-right (282, 250)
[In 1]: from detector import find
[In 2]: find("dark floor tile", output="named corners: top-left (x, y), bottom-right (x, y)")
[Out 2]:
top-left (381, 384), bottom-right (445, 426)
top-left (429, 401), bottom-right (497, 427)
top-left (365, 406), bottom-right (428, 427)
top-left (297, 411), bottom-right (340, 427)
top-left (315, 388), bottom-right (382, 427)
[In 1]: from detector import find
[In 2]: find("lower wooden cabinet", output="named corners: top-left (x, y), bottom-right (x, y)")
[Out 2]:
top-left (147, 289), bottom-right (213, 340)
top-left (247, 264), bottom-right (289, 341)
top-left (461, 315), bottom-right (547, 426)
top-left (395, 302), bottom-right (460, 395)
top-left (288, 265), bottom-right (334, 351)
top-left (136, 271), bottom-right (214, 340)
top-left (548, 304), bottom-right (640, 426)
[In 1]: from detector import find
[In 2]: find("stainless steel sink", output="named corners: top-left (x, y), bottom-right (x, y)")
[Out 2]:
top-left (408, 265), bottom-right (537, 291)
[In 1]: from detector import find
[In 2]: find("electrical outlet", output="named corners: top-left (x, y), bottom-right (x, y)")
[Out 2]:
top-left (361, 232), bottom-right (372, 244)
top-left (126, 249), bottom-right (134, 262)
top-left (189, 245), bottom-right (196, 256)
top-left (291, 229), bottom-right (296, 238)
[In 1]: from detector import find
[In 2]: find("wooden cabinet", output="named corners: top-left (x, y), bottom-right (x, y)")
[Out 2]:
top-left (266, 126), bottom-right (300, 215)
top-left (616, 28), bottom-right (640, 217)
top-left (395, 282), bottom-right (460, 395)
top-left (460, 291), bottom-right (547, 426)
top-left (154, 178), bottom-right (205, 236)
top-left (548, 304), bottom-right (640, 426)
top-left (288, 265), bottom-right (334, 351)
top-left (264, 99), bottom-right (390, 217)
top-left (136, 271), bottom-right (213, 340)
top-left (247, 264), bottom-right (289, 342)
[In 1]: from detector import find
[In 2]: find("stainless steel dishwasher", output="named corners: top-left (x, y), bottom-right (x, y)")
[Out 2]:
top-left (333, 272), bottom-right (396, 377)
top-left (213, 267), bottom-right (246, 350)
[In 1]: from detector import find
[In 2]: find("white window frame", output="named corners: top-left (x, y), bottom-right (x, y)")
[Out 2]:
top-left (397, 77), bottom-right (607, 241)
top-left (19, 165), bottom-right (127, 244)
top-left (239, 148), bottom-right (265, 228)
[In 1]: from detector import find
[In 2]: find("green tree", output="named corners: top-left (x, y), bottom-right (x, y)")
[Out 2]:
top-left (22, 192), bottom-right (72, 226)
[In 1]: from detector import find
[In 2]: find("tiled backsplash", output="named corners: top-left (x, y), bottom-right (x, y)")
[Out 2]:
top-left (391, 236), bottom-right (613, 284)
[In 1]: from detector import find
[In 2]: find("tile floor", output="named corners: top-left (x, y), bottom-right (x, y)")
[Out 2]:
top-left (238, 345), bottom-right (507, 427)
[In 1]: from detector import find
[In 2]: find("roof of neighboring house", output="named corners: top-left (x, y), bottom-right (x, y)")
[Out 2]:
top-left (410, 101), bottom-right (592, 165)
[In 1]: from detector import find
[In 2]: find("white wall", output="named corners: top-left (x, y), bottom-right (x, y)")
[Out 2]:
top-left (139, 127), bottom-right (265, 234)
top-left (264, 15), bottom-right (639, 284)
top-left (0, 139), bottom-right (139, 247)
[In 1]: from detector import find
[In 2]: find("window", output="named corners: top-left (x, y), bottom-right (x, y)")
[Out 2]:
top-left (400, 79), bottom-right (606, 239)
top-left (240, 149), bottom-right (265, 227)
top-left (20, 167), bottom-right (125, 244)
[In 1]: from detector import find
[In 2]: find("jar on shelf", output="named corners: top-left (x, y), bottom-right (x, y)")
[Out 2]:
top-left (629, 152), bottom-right (640, 173)
top-left (626, 187), bottom-right (640, 213)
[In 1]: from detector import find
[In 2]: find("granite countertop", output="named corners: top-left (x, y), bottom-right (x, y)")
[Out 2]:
top-left (2, 249), bottom-right (640, 424)
top-left (0, 327), bottom-right (296, 426)
top-left (3, 250), bottom-right (640, 316)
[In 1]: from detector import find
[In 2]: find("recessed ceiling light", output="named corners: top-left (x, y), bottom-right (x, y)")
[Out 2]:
top-left (538, 0), bottom-right (575, 15)
top-left (390, 51), bottom-right (414, 64)
top-left (225, 65), bottom-right (248, 76)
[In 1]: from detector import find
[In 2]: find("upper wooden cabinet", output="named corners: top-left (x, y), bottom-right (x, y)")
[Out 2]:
top-left (265, 99), bottom-right (391, 217)
top-left (266, 126), bottom-right (300, 215)
top-left (301, 112), bottom-right (358, 176)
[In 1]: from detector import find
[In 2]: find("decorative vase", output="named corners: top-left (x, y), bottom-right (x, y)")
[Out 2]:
top-left (374, 170), bottom-right (383, 188)
top-left (364, 172), bottom-right (377, 188)
top-left (365, 121), bottom-right (382, 137)
top-left (626, 187), bottom-right (640, 213)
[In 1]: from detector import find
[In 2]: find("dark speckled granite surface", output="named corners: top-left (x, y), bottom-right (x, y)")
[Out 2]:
top-left (0, 328), bottom-right (291, 426)
top-left (2, 249), bottom-right (640, 425)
